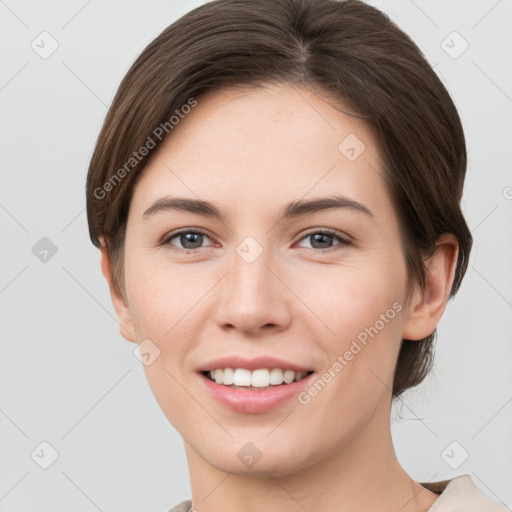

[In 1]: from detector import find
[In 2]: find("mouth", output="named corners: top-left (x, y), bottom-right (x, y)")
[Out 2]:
top-left (196, 356), bottom-right (316, 413)
top-left (201, 368), bottom-right (315, 390)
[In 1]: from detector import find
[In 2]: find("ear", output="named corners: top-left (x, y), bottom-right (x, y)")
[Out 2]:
top-left (402, 233), bottom-right (459, 341)
top-left (99, 242), bottom-right (137, 343)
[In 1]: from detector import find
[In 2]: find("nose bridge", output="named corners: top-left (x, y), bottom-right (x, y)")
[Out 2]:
top-left (214, 234), bottom-right (290, 333)
top-left (229, 236), bottom-right (276, 304)
top-left (234, 242), bottom-right (270, 289)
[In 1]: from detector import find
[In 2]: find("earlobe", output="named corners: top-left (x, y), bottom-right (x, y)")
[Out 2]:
top-left (99, 244), bottom-right (138, 343)
top-left (402, 233), bottom-right (459, 341)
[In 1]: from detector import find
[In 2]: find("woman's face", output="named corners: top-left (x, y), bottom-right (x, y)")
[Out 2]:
top-left (116, 83), bottom-right (419, 475)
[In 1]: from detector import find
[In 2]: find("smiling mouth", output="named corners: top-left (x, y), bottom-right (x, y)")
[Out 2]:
top-left (201, 368), bottom-right (314, 390)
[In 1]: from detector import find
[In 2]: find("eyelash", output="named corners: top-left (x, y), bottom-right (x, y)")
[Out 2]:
top-left (161, 227), bottom-right (352, 253)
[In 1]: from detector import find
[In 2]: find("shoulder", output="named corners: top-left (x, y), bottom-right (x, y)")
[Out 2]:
top-left (166, 478), bottom-right (512, 512)
top-left (421, 474), bottom-right (511, 511)
top-left (166, 499), bottom-right (193, 512)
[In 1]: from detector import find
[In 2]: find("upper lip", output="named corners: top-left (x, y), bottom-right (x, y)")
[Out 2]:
top-left (197, 356), bottom-right (313, 373)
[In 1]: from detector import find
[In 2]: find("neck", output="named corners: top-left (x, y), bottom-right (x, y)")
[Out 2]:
top-left (184, 399), bottom-right (440, 512)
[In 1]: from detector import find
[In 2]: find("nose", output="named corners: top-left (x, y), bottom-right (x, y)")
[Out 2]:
top-left (213, 244), bottom-right (292, 337)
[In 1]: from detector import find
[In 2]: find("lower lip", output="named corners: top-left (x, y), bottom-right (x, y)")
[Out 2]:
top-left (199, 372), bottom-right (315, 414)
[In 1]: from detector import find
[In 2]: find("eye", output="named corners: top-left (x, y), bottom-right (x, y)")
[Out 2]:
top-left (162, 229), bottom-right (214, 251)
top-left (296, 229), bottom-right (351, 251)
top-left (162, 227), bottom-right (351, 253)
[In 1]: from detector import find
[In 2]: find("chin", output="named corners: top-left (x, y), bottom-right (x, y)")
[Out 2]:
top-left (211, 454), bottom-right (306, 478)
top-left (193, 436), bottom-right (317, 478)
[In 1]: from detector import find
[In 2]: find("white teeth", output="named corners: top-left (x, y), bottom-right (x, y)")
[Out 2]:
top-left (269, 368), bottom-right (284, 385)
top-left (251, 369), bottom-right (270, 388)
top-left (222, 367), bottom-right (234, 385)
top-left (205, 367), bottom-right (311, 387)
top-left (233, 368), bottom-right (252, 386)
top-left (283, 370), bottom-right (295, 384)
top-left (214, 368), bottom-right (223, 384)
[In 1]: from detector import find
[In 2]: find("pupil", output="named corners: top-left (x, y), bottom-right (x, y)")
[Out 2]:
top-left (312, 233), bottom-right (332, 249)
top-left (182, 233), bottom-right (202, 249)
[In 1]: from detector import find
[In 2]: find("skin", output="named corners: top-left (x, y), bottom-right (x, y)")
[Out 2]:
top-left (101, 83), bottom-right (459, 512)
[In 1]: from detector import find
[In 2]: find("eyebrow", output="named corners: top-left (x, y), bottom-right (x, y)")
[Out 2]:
top-left (142, 195), bottom-right (373, 221)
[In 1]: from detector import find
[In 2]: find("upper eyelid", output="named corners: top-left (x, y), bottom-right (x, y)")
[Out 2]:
top-left (298, 227), bottom-right (351, 241)
top-left (163, 227), bottom-right (212, 241)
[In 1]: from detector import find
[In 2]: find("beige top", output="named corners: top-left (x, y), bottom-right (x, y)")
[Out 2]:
top-left (168, 474), bottom-right (511, 511)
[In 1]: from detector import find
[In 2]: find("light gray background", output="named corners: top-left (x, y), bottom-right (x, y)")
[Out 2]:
top-left (1, 0), bottom-right (511, 510)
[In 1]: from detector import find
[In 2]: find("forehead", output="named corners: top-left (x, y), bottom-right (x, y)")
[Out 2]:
top-left (158, 82), bottom-right (378, 159)
top-left (130, 82), bottom-right (388, 219)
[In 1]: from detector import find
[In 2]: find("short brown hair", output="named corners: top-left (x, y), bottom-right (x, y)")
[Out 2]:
top-left (86, 0), bottom-right (473, 398)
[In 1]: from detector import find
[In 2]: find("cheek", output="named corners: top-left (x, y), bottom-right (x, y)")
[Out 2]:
top-left (124, 248), bottom-right (202, 336)
top-left (297, 257), bottom-right (407, 395)
top-left (294, 257), bottom-right (405, 337)
top-left (124, 255), bottom-right (207, 427)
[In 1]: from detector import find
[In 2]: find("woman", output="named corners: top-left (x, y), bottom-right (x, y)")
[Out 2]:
top-left (86, 0), bottom-right (509, 510)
